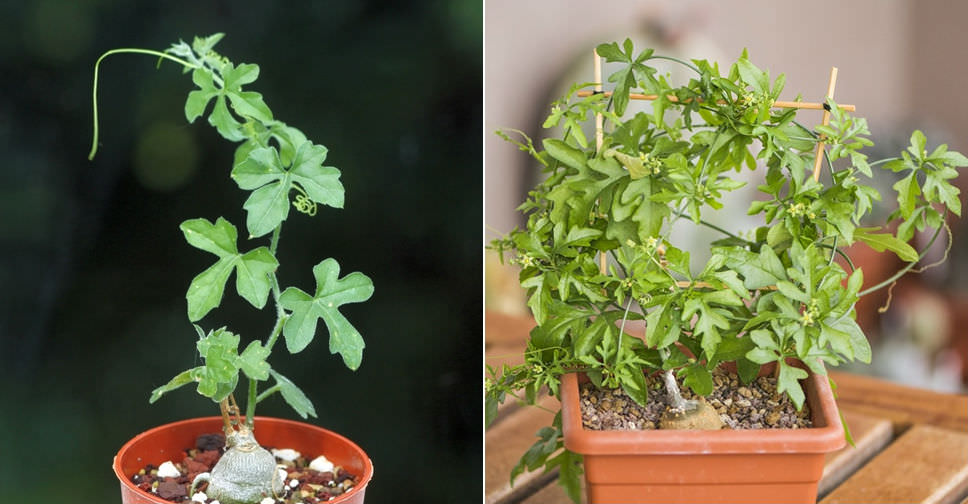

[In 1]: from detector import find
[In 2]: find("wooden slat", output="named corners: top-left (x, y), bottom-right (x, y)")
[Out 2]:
top-left (828, 371), bottom-right (968, 433)
top-left (822, 424), bottom-right (968, 504)
top-left (818, 409), bottom-right (893, 497)
top-left (485, 394), bottom-right (561, 504)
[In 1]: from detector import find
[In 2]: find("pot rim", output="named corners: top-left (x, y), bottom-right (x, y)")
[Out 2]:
top-left (113, 416), bottom-right (373, 503)
top-left (561, 363), bottom-right (846, 455)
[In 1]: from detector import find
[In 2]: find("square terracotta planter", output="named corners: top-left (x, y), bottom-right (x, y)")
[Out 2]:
top-left (560, 365), bottom-right (844, 503)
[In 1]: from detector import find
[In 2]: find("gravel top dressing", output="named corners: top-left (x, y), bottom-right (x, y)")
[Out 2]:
top-left (580, 367), bottom-right (813, 431)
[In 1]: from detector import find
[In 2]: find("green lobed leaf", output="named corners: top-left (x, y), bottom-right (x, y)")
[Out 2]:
top-left (185, 260), bottom-right (235, 322)
top-left (618, 367), bottom-right (649, 407)
top-left (149, 368), bottom-right (199, 403)
top-left (185, 68), bottom-right (218, 123)
top-left (777, 361), bottom-right (808, 410)
top-left (234, 248), bottom-right (280, 308)
top-left (645, 303), bottom-right (680, 349)
top-left (550, 449), bottom-right (583, 504)
top-left (290, 141), bottom-right (344, 208)
top-left (279, 258), bottom-right (375, 369)
top-left (232, 146), bottom-right (285, 190)
top-left (715, 246), bottom-right (786, 289)
top-left (244, 179), bottom-right (292, 238)
top-left (233, 143), bottom-right (345, 237)
top-left (185, 327), bottom-right (244, 401)
top-left (238, 340), bottom-right (271, 380)
top-left (543, 139), bottom-right (586, 171)
top-left (511, 426), bottom-right (560, 484)
top-left (854, 228), bottom-right (919, 262)
top-left (191, 33), bottom-right (225, 54)
top-left (681, 364), bottom-right (713, 396)
top-left (208, 94), bottom-right (247, 141)
top-left (269, 370), bottom-right (317, 418)
top-left (893, 173), bottom-right (920, 219)
top-left (181, 217), bottom-right (279, 321)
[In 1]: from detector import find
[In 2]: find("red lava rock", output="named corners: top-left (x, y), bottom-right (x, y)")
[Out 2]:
top-left (183, 458), bottom-right (210, 481)
top-left (193, 449), bottom-right (220, 468)
top-left (195, 433), bottom-right (225, 451)
top-left (336, 469), bottom-right (355, 483)
top-left (306, 470), bottom-right (334, 485)
top-left (129, 432), bottom-right (360, 503)
top-left (184, 457), bottom-right (210, 473)
top-left (157, 479), bottom-right (188, 501)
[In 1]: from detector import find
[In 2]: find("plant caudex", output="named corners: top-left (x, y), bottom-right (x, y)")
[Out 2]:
top-left (485, 39), bottom-right (966, 502)
top-left (90, 34), bottom-right (374, 504)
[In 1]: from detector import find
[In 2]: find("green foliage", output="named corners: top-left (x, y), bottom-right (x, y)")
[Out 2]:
top-left (279, 259), bottom-right (375, 369)
top-left (91, 34), bottom-right (373, 425)
top-left (181, 217), bottom-right (279, 321)
top-left (486, 40), bottom-right (965, 502)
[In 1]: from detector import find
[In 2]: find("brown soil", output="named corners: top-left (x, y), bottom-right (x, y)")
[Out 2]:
top-left (130, 432), bottom-right (359, 503)
top-left (580, 367), bottom-right (812, 430)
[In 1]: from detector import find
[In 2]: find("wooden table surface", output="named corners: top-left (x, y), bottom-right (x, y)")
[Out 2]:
top-left (485, 311), bottom-right (968, 504)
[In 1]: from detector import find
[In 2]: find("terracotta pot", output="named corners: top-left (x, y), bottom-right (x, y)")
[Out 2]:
top-left (113, 416), bottom-right (373, 504)
top-left (560, 364), bottom-right (844, 503)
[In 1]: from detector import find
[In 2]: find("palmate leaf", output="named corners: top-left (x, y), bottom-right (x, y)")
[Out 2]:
top-left (232, 142), bottom-right (344, 237)
top-left (184, 61), bottom-right (273, 141)
top-left (150, 327), bottom-right (270, 404)
top-left (181, 217), bottom-right (279, 321)
top-left (715, 245), bottom-right (786, 289)
top-left (279, 258), bottom-right (375, 369)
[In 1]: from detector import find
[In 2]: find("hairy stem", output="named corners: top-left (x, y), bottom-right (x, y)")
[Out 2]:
top-left (265, 224), bottom-right (287, 351)
top-left (245, 378), bottom-right (258, 430)
top-left (248, 224), bottom-right (288, 429)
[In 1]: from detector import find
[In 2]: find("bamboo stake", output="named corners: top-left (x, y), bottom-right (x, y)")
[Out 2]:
top-left (576, 90), bottom-right (855, 112)
top-left (812, 67), bottom-right (839, 182)
top-left (594, 49), bottom-right (607, 275)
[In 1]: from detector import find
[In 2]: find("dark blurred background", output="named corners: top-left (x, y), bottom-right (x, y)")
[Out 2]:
top-left (0, 1), bottom-right (481, 502)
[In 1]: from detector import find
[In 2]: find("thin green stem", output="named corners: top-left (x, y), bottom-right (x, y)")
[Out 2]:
top-left (256, 384), bottom-right (282, 403)
top-left (858, 222), bottom-right (945, 297)
top-left (647, 55), bottom-right (701, 75)
top-left (265, 224), bottom-right (288, 351)
top-left (868, 157), bottom-right (900, 168)
top-left (245, 377), bottom-right (258, 429)
top-left (671, 210), bottom-right (753, 245)
top-left (250, 224), bottom-right (288, 426)
top-left (88, 48), bottom-right (198, 160)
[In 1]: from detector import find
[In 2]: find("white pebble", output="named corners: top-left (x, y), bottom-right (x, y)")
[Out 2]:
top-left (191, 492), bottom-right (208, 503)
top-left (156, 461), bottom-right (181, 478)
top-left (272, 448), bottom-right (301, 461)
top-left (289, 478), bottom-right (300, 488)
top-left (259, 498), bottom-right (276, 504)
top-left (309, 455), bottom-right (334, 473)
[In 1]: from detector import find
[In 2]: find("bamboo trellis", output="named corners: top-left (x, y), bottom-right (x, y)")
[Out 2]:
top-left (587, 49), bottom-right (854, 278)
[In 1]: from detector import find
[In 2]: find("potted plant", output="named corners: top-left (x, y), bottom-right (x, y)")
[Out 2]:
top-left (485, 39), bottom-right (966, 503)
top-left (89, 34), bottom-right (375, 504)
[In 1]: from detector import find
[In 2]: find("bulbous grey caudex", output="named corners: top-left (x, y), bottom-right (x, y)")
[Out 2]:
top-left (191, 406), bottom-right (285, 504)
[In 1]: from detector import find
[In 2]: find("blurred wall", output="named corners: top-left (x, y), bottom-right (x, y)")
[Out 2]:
top-left (485, 0), bottom-right (968, 391)
top-left (486, 0), bottom-right (932, 235)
